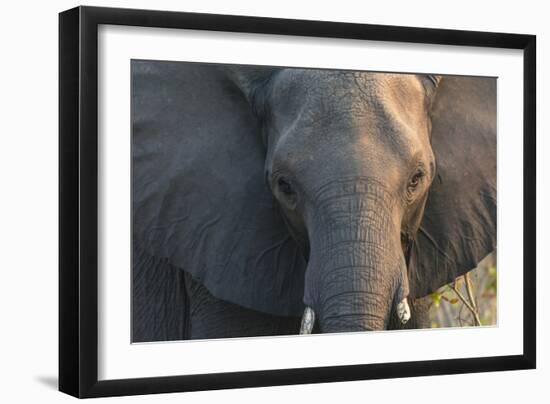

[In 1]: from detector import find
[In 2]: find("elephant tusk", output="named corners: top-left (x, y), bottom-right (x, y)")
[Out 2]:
top-left (397, 298), bottom-right (411, 324)
top-left (300, 306), bottom-right (315, 334)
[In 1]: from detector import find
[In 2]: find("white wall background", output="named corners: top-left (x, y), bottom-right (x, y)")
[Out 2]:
top-left (0, 1), bottom-right (545, 402)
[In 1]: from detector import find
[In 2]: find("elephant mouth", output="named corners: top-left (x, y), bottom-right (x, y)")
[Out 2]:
top-left (298, 298), bottom-right (411, 334)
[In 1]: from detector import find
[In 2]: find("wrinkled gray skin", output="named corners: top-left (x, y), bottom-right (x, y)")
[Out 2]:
top-left (264, 70), bottom-right (433, 332)
top-left (132, 61), bottom-right (496, 341)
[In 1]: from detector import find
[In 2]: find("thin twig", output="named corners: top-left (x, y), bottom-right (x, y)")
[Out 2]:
top-left (449, 281), bottom-right (482, 326)
top-left (464, 273), bottom-right (482, 326)
top-left (457, 303), bottom-right (465, 327)
top-left (464, 273), bottom-right (477, 310)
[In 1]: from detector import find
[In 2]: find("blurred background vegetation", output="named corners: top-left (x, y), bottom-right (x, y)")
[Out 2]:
top-left (429, 252), bottom-right (496, 328)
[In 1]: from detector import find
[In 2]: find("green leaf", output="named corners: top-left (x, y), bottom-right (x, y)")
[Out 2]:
top-left (429, 292), bottom-right (442, 308)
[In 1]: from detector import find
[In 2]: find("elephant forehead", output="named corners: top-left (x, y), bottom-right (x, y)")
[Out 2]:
top-left (271, 69), bottom-right (427, 118)
top-left (268, 70), bottom-right (432, 170)
top-left (269, 70), bottom-right (430, 146)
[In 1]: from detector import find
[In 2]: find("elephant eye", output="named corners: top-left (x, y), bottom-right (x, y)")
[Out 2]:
top-left (407, 170), bottom-right (425, 197)
top-left (410, 172), bottom-right (423, 187)
top-left (278, 177), bottom-right (295, 196)
top-left (276, 177), bottom-right (298, 209)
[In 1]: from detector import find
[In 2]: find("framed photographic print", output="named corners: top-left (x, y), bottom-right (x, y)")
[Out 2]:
top-left (59, 6), bottom-right (536, 398)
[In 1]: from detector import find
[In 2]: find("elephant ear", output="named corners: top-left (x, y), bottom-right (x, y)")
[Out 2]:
top-left (409, 75), bottom-right (497, 298)
top-left (132, 60), bottom-right (306, 317)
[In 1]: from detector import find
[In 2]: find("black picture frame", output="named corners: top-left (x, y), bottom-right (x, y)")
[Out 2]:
top-left (59, 5), bottom-right (536, 398)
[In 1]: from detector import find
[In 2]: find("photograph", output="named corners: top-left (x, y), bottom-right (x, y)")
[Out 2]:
top-left (131, 60), bottom-right (497, 342)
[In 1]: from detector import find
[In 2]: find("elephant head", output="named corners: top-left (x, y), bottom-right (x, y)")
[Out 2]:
top-left (132, 61), bottom-right (496, 334)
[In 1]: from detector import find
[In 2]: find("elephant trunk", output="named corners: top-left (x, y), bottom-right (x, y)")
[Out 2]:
top-left (302, 178), bottom-right (410, 333)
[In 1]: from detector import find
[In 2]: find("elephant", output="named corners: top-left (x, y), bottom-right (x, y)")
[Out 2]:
top-left (131, 60), bottom-right (496, 342)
